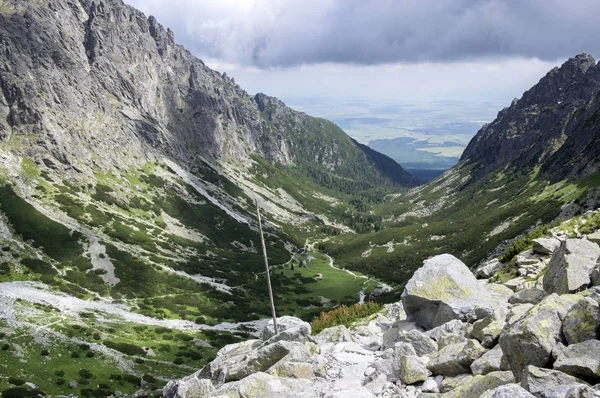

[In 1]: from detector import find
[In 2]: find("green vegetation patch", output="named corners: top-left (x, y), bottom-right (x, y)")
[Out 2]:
top-left (0, 185), bottom-right (84, 261)
top-left (311, 301), bottom-right (382, 334)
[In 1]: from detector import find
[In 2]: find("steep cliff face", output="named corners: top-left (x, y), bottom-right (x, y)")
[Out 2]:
top-left (461, 54), bottom-right (600, 183)
top-left (0, 0), bottom-right (412, 189)
top-left (254, 93), bottom-right (418, 190)
top-left (0, 0), bottom-right (277, 173)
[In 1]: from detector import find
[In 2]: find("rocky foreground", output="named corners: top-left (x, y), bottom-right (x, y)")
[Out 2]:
top-left (164, 229), bottom-right (600, 397)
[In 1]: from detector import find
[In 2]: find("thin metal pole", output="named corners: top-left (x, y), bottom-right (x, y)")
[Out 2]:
top-left (256, 200), bottom-right (277, 334)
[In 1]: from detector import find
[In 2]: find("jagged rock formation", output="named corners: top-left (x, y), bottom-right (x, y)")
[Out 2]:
top-left (462, 53), bottom-right (600, 183)
top-left (0, 0), bottom-right (414, 189)
top-left (164, 216), bottom-right (600, 397)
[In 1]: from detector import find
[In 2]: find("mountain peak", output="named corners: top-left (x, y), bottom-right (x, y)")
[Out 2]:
top-left (253, 93), bottom-right (287, 113)
top-left (562, 53), bottom-right (596, 71)
top-left (461, 53), bottom-right (600, 182)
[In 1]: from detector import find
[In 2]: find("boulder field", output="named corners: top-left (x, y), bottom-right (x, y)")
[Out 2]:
top-left (164, 234), bottom-right (600, 397)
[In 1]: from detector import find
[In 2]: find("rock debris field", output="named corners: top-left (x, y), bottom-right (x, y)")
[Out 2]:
top-left (164, 234), bottom-right (600, 397)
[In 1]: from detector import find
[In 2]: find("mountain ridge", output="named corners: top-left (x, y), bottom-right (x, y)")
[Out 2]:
top-left (1, 0), bottom-right (600, 396)
top-left (461, 53), bottom-right (600, 183)
top-left (0, 0), bottom-right (414, 192)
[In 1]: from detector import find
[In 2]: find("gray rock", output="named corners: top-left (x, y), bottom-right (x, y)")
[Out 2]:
top-left (225, 341), bottom-right (302, 382)
top-left (389, 329), bottom-right (437, 356)
top-left (532, 238), bottom-right (561, 255)
top-left (476, 259), bottom-right (505, 279)
top-left (554, 340), bottom-right (600, 383)
top-left (543, 239), bottom-right (600, 295)
top-left (428, 339), bottom-right (486, 377)
top-left (504, 304), bottom-right (534, 327)
top-left (471, 306), bottom-right (508, 348)
top-left (314, 325), bottom-right (355, 345)
top-left (521, 366), bottom-right (593, 398)
top-left (508, 289), bottom-right (547, 305)
top-left (365, 314), bottom-right (393, 336)
top-left (68, 381), bottom-right (77, 389)
top-left (200, 340), bottom-right (314, 384)
top-left (421, 378), bottom-right (440, 393)
top-left (442, 371), bottom-right (515, 398)
top-left (424, 319), bottom-right (472, 342)
top-left (480, 384), bottom-right (535, 398)
top-left (499, 294), bottom-right (580, 380)
top-left (591, 263), bottom-right (600, 287)
top-left (398, 355), bottom-right (431, 384)
top-left (401, 254), bottom-right (511, 329)
top-left (198, 339), bottom-right (263, 384)
top-left (582, 286), bottom-right (600, 302)
top-left (441, 374), bottom-right (474, 392)
top-left (267, 361), bottom-right (313, 379)
top-left (163, 376), bottom-right (215, 398)
top-left (562, 297), bottom-right (600, 344)
top-left (564, 385), bottom-right (597, 397)
top-left (393, 342), bottom-right (417, 358)
top-left (382, 302), bottom-right (407, 322)
top-left (263, 316), bottom-right (311, 341)
top-left (516, 250), bottom-right (542, 266)
top-left (212, 372), bottom-right (316, 397)
top-left (437, 333), bottom-right (467, 349)
top-left (471, 345), bottom-right (510, 376)
top-left (587, 230), bottom-right (600, 244)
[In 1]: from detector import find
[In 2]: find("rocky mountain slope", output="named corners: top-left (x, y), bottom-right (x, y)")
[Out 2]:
top-left (0, 0), bottom-right (415, 395)
top-left (321, 54), bottom-right (600, 287)
top-left (0, 0), bottom-right (414, 191)
top-left (462, 53), bottom-right (600, 183)
top-left (1, 0), bottom-right (600, 396)
top-left (164, 210), bottom-right (600, 397)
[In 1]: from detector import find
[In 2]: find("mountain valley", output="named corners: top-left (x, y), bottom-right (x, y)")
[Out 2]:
top-left (0, 0), bottom-right (599, 397)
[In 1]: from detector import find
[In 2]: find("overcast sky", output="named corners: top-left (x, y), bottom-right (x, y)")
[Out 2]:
top-left (124, 0), bottom-right (598, 103)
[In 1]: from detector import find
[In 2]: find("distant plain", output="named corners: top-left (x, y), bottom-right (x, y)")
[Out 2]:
top-left (283, 97), bottom-right (505, 173)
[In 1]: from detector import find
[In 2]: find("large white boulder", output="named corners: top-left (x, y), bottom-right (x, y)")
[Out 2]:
top-left (543, 239), bottom-right (600, 295)
top-left (401, 254), bottom-right (511, 329)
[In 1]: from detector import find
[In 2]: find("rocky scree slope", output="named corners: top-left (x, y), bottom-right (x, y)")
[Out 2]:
top-left (166, 215), bottom-right (600, 397)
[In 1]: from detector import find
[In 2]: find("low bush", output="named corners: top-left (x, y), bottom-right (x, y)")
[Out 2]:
top-left (123, 374), bottom-right (141, 386)
top-left (103, 341), bottom-right (145, 356)
top-left (7, 378), bottom-right (25, 386)
top-left (311, 301), bottom-right (382, 334)
top-left (79, 369), bottom-right (93, 379)
top-left (498, 223), bottom-right (554, 264)
top-left (1, 387), bottom-right (45, 398)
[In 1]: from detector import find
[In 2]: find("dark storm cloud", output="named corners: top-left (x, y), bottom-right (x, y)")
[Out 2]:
top-left (126, 0), bottom-right (600, 67)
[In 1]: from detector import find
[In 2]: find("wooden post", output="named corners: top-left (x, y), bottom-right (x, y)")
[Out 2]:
top-left (256, 200), bottom-right (277, 334)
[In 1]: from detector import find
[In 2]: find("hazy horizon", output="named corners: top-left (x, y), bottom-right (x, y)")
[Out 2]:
top-left (123, 0), bottom-right (598, 169)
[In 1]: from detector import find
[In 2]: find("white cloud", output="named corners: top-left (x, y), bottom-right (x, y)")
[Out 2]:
top-left (122, 1), bottom-right (583, 108)
top-left (206, 58), bottom-right (560, 104)
top-left (126, 0), bottom-right (599, 67)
